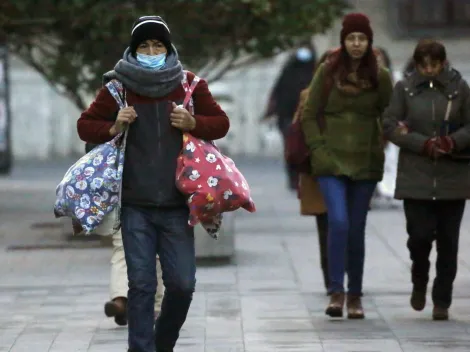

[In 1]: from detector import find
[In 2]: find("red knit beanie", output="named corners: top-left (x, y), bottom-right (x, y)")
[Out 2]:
top-left (340, 13), bottom-right (373, 45)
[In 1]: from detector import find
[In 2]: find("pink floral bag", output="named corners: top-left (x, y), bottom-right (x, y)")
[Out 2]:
top-left (176, 72), bottom-right (256, 238)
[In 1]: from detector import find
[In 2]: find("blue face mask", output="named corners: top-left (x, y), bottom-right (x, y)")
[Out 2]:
top-left (296, 47), bottom-right (313, 62)
top-left (136, 53), bottom-right (167, 70)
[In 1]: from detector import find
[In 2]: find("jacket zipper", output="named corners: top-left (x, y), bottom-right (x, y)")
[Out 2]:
top-left (432, 90), bottom-right (437, 200)
top-left (156, 104), bottom-right (162, 201)
top-left (156, 104), bottom-right (161, 157)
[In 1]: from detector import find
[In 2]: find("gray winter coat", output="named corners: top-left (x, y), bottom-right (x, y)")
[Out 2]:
top-left (383, 67), bottom-right (470, 200)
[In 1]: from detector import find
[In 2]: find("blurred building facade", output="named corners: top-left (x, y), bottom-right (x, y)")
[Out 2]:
top-left (8, 0), bottom-right (470, 160)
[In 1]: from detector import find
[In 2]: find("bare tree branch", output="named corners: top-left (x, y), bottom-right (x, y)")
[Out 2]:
top-left (0, 13), bottom-right (56, 27)
top-left (18, 52), bottom-right (86, 110)
top-left (205, 54), bottom-right (263, 84)
top-left (205, 56), bottom-right (237, 84)
top-left (196, 57), bottom-right (218, 78)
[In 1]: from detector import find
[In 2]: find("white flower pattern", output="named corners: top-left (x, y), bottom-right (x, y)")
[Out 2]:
top-left (53, 107), bottom-right (126, 234)
top-left (186, 142), bottom-right (196, 152)
top-left (84, 167), bottom-right (95, 178)
top-left (80, 194), bottom-right (91, 209)
top-left (189, 170), bottom-right (200, 181)
top-left (223, 189), bottom-right (233, 200)
top-left (174, 131), bottom-right (256, 239)
top-left (91, 178), bottom-right (104, 190)
top-left (207, 177), bottom-right (218, 188)
top-left (206, 153), bottom-right (217, 163)
top-left (93, 155), bottom-right (103, 166)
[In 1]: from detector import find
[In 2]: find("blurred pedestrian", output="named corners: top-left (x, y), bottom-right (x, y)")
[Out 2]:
top-left (104, 229), bottom-right (164, 326)
top-left (301, 13), bottom-right (393, 319)
top-left (290, 50), bottom-right (333, 293)
top-left (85, 133), bottom-right (164, 327)
top-left (77, 15), bottom-right (229, 352)
top-left (383, 39), bottom-right (470, 321)
top-left (262, 39), bottom-right (317, 190)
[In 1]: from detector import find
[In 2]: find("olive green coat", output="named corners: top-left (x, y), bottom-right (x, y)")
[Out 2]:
top-left (301, 63), bottom-right (393, 181)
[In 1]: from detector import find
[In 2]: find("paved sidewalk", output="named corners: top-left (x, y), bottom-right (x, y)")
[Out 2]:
top-left (1, 157), bottom-right (470, 351)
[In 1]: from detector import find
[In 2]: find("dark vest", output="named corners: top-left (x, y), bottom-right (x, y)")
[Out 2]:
top-left (122, 99), bottom-right (185, 207)
top-left (85, 98), bottom-right (186, 208)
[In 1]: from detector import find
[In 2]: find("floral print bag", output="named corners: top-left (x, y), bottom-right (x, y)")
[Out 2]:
top-left (176, 72), bottom-right (256, 238)
top-left (54, 80), bottom-right (128, 235)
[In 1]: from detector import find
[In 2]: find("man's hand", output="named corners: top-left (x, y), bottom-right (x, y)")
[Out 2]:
top-left (109, 107), bottom-right (137, 136)
top-left (170, 102), bottom-right (196, 131)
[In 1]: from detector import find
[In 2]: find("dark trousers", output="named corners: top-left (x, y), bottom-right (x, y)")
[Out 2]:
top-left (279, 118), bottom-right (298, 190)
top-left (121, 205), bottom-right (196, 352)
top-left (317, 176), bottom-right (377, 295)
top-left (315, 213), bottom-right (329, 290)
top-left (404, 199), bottom-right (465, 309)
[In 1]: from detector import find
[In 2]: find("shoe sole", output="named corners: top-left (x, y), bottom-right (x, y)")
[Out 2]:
top-left (325, 307), bottom-right (343, 317)
top-left (104, 302), bottom-right (127, 326)
top-left (432, 315), bottom-right (449, 321)
top-left (410, 299), bottom-right (426, 312)
top-left (104, 302), bottom-right (120, 317)
top-left (347, 313), bottom-right (365, 319)
top-left (114, 315), bottom-right (128, 326)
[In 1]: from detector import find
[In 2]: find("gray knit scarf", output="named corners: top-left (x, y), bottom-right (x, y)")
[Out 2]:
top-left (103, 46), bottom-right (184, 98)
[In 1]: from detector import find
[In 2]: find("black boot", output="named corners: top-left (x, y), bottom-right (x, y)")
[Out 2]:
top-left (316, 213), bottom-right (329, 293)
top-left (410, 263), bottom-right (428, 312)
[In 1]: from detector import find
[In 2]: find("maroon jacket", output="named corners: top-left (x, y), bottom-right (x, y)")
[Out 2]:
top-left (77, 71), bottom-right (230, 207)
top-left (77, 71), bottom-right (229, 144)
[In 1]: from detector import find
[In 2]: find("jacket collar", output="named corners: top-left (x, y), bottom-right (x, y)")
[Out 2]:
top-left (405, 66), bottom-right (461, 98)
top-left (407, 65), bottom-right (460, 89)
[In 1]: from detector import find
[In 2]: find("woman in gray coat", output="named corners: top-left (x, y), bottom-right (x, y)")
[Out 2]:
top-left (383, 39), bottom-right (470, 321)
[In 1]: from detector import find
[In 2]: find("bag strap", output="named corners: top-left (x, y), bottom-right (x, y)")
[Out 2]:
top-left (105, 79), bottom-right (127, 109)
top-left (181, 70), bottom-right (200, 115)
top-left (105, 79), bottom-right (129, 150)
top-left (444, 99), bottom-right (453, 135)
top-left (444, 99), bottom-right (453, 122)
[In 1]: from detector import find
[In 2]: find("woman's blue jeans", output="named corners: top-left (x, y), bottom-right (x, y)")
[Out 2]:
top-left (317, 176), bottom-right (377, 295)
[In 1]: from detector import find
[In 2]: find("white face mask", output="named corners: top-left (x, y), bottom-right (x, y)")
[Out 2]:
top-left (296, 47), bottom-right (313, 62)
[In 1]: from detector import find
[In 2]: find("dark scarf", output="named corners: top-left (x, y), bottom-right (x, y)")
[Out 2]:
top-left (103, 46), bottom-right (184, 98)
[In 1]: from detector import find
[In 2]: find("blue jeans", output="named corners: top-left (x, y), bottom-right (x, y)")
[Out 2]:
top-left (121, 205), bottom-right (196, 352)
top-left (317, 176), bottom-right (377, 295)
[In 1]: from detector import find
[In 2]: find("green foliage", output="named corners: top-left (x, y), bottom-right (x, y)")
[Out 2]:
top-left (0, 0), bottom-right (349, 109)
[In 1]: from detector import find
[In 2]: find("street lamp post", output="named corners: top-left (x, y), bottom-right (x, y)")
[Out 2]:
top-left (0, 42), bottom-right (12, 174)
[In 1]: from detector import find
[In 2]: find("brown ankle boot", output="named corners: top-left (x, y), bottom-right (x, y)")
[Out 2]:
top-left (104, 297), bottom-right (127, 326)
top-left (347, 294), bottom-right (364, 319)
top-left (432, 306), bottom-right (449, 321)
top-left (410, 285), bottom-right (427, 311)
top-left (325, 292), bottom-right (345, 317)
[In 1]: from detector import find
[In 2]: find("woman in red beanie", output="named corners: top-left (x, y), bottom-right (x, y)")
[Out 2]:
top-left (301, 13), bottom-right (393, 319)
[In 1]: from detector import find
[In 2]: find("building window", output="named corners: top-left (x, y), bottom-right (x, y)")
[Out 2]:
top-left (453, 0), bottom-right (470, 25)
top-left (389, 0), bottom-right (470, 38)
top-left (400, 0), bottom-right (470, 28)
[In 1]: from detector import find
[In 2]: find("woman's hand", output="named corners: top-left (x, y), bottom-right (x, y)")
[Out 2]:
top-left (170, 102), bottom-right (196, 131)
top-left (109, 107), bottom-right (137, 136)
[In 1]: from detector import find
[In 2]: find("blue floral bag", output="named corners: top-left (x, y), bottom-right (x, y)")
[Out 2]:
top-left (54, 80), bottom-right (128, 234)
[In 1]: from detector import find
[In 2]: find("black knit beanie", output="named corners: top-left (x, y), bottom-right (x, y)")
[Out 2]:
top-left (129, 16), bottom-right (172, 56)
